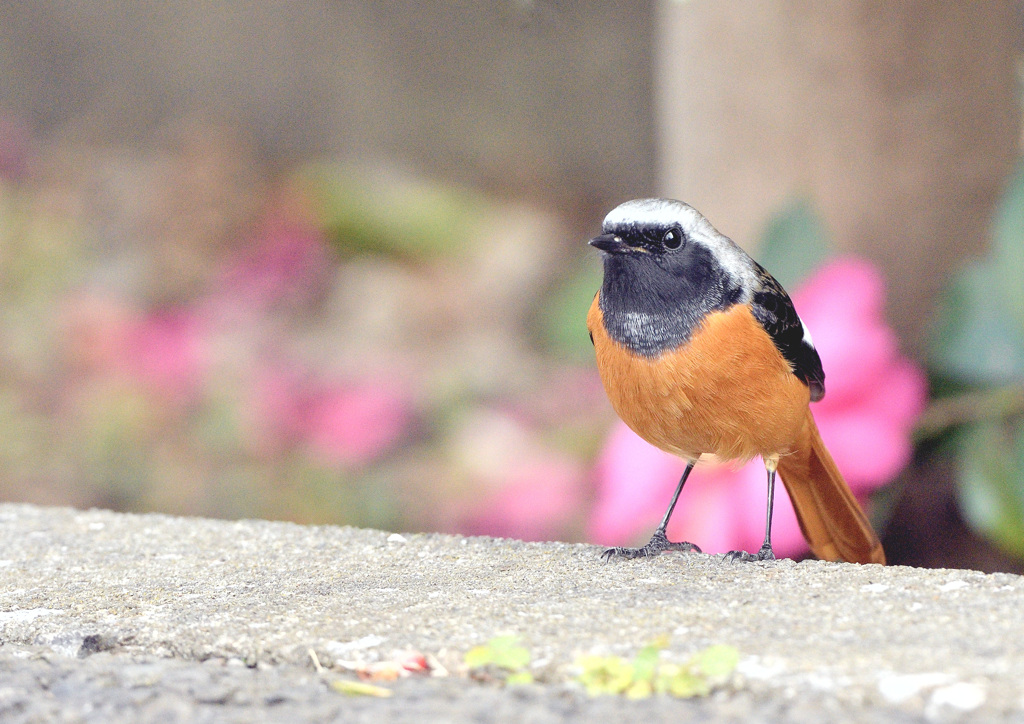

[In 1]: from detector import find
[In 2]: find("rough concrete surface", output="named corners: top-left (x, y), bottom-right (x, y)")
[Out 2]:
top-left (0, 503), bottom-right (1022, 722)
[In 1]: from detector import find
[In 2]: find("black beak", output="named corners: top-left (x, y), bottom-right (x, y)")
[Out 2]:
top-left (589, 233), bottom-right (630, 254)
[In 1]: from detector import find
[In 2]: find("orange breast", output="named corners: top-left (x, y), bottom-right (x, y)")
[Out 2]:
top-left (588, 294), bottom-right (811, 462)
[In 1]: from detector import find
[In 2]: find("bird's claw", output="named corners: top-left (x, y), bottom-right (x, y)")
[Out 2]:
top-left (724, 543), bottom-right (775, 563)
top-left (601, 530), bottom-right (701, 562)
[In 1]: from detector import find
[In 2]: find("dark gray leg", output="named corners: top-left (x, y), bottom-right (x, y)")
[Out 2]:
top-left (602, 462), bottom-right (702, 561)
top-left (725, 458), bottom-right (778, 563)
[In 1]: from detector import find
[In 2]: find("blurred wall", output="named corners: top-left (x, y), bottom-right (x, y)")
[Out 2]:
top-left (3, 1), bottom-right (1021, 350)
top-left (0, 1), bottom-right (656, 210)
top-left (659, 1), bottom-right (1022, 354)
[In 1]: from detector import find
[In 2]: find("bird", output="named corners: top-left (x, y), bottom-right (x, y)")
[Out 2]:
top-left (587, 198), bottom-right (885, 565)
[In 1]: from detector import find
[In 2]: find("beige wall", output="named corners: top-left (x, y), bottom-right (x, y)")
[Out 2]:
top-left (0, 1), bottom-right (656, 208)
top-left (658, 1), bottom-right (1021, 353)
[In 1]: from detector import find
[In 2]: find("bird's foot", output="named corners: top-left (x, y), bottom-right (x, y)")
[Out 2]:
top-left (601, 529), bottom-right (702, 561)
top-left (724, 543), bottom-right (775, 563)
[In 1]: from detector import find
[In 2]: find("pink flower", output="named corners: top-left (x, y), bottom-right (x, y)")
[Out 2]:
top-left (62, 295), bottom-right (208, 402)
top-left (121, 309), bottom-right (209, 400)
top-left (303, 381), bottom-right (412, 468)
top-left (246, 366), bottom-right (412, 469)
top-left (217, 215), bottom-right (330, 312)
top-left (588, 257), bottom-right (928, 557)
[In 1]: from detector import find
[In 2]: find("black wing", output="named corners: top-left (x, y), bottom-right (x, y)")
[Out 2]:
top-left (749, 264), bottom-right (825, 401)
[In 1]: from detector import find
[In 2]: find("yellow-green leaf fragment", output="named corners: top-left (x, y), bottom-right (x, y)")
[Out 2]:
top-left (690, 645), bottom-right (740, 680)
top-left (631, 642), bottom-right (663, 683)
top-left (505, 671), bottom-right (535, 686)
top-left (576, 642), bottom-right (741, 699)
top-left (625, 679), bottom-right (654, 700)
top-left (489, 636), bottom-right (531, 670)
top-left (464, 635), bottom-right (531, 672)
top-left (576, 655), bottom-right (634, 696)
top-left (664, 670), bottom-right (710, 699)
top-left (464, 644), bottom-right (495, 669)
top-left (330, 679), bottom-right (393, 698)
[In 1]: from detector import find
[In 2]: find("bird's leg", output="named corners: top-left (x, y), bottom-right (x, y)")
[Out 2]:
top-left (602, 461), bottom-right (702, 561)
top-left (726, 455), bottom-right (778, 563)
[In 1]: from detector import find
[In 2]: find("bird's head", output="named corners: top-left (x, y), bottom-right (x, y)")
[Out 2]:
top-left (589, 198), bottom-right (757, 293)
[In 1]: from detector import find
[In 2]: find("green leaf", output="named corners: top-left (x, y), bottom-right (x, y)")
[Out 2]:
top-left (463, 644), bottom-right (494, 669)
top-left (930, 164), bottom-right (1024, 387)
top-left (755, 199), bottom-right (832, 289)
top-left (928, 261), bottom-right (1024, 385)
top-left (539, 259), bottom-right (602, 361)
top-left (957, 422), bottom-right (1024, 559)
top-left (577, 642), bottom-right (739, 699)
top-left (992, 164), bottom-right (1024, 332)
top-left (690, 644), bottom-right (740, 680)
top-left (631, 639), bottom-right (666, 683)
top-left (486, 635), bottom-right (530, 670)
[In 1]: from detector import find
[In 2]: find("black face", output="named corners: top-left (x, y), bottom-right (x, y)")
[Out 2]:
top-left (592, 223), bottom-right (743, 357)
top-left (590, 222), bottom-right (685, 255)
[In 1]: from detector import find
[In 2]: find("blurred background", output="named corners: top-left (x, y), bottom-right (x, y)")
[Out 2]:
top-left (1, 1), bottom-right (1023, 571)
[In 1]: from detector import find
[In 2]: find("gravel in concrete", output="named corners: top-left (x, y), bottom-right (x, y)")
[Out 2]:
top-left (0, 503), bottom-right (1022, 722)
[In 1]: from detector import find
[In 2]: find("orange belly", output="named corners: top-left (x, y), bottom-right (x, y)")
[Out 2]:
top-left (588, 294), bottom-right (811, 462)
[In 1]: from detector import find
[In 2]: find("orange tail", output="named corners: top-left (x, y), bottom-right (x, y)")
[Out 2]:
top-left (777, 411), bottom-right (886, 565)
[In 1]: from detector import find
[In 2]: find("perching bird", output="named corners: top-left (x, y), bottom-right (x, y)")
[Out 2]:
top-left (587, 198), bottom-right (885, 565)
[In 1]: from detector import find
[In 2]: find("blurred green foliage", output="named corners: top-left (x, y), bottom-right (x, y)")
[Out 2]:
top-left (957, 422), bottom-right (1024, 559)
top-left (540, 259), bottom-right (602, 361)
top-left (464, 635), bottom-right (534, 685)
top-left (928, 164), bottom-right (1024, 559)
top-left (755, 198), bottom-right (832, 289)
top-left (298, 164), bottom-right (487, 260)
top-left (575, 638), bottom-right (739, 699)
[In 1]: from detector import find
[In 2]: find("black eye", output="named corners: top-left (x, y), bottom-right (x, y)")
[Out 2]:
top-left (662, 227), bottom-right (683, 250)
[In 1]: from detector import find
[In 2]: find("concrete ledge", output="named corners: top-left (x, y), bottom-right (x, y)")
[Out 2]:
top-left (0, 503), bottom-right (1021, 721)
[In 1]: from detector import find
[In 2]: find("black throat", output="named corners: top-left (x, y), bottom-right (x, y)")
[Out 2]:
top-left (598, 246), bottom-right (742, 357)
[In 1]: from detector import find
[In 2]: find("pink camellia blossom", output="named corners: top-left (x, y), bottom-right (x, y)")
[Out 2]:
top-left (588, 257), bottom-right (928, 557)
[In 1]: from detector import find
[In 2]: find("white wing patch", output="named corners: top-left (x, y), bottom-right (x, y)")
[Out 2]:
top-left (801, 319), bottom-right (815, 348)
